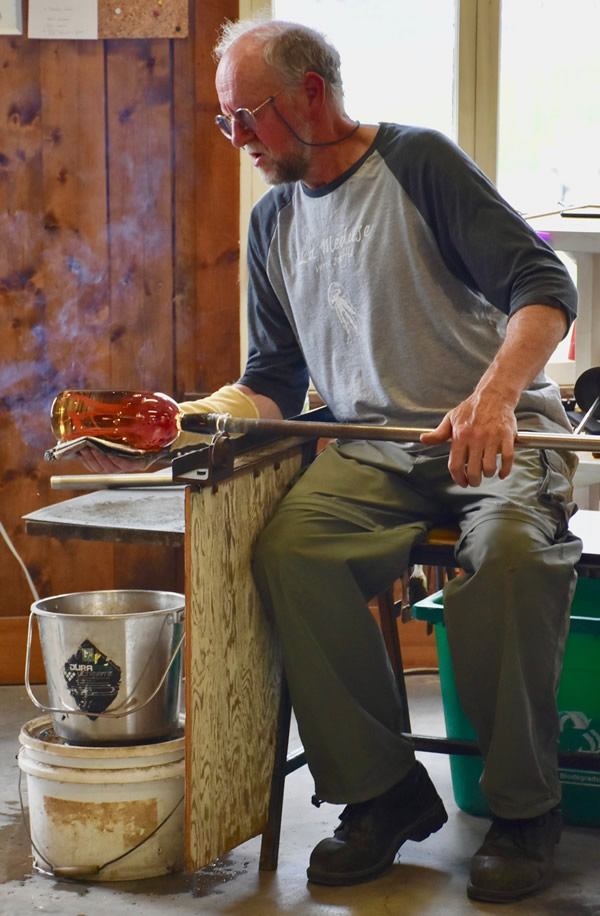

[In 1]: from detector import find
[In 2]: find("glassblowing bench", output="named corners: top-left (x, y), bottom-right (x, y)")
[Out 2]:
top-left (25, 434), bottom-right (600, 874)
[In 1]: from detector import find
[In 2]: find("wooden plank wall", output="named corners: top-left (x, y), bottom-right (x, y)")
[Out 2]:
top-left (0, 0), bottom-right (239, 675)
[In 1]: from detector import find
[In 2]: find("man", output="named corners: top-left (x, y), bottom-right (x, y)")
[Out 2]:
top-left (84, 18), bottom-right (582, 904)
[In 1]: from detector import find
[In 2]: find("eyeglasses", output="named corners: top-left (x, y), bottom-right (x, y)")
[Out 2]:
top-left (215, 94), bottom-right (278, 139)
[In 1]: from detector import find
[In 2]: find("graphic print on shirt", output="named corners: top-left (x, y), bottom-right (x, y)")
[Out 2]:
top-left (328, 281), bottom-right (358, 341)
top-left (302, 221), bottom-right (373, 343)
top-left (299, 222), bottom-right (372, 272)
top-left (244, 125), bottom-right (577, 431)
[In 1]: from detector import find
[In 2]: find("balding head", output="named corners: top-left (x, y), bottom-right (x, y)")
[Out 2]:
top-left (214, 19), bottom-right (345, 112)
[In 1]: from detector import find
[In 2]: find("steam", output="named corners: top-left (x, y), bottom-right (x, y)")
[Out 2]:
top-left (1, 196), bottom-right (175, 452)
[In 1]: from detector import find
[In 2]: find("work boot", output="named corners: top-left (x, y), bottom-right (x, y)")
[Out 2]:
top-left (467, 806), bottom-right (562, 903)
top-left (306, 761), bottom-right (447, 886)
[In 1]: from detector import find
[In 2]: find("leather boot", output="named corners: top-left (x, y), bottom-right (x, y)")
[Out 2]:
top-left (307, 761), bottom-right (447, 886)
top-left (468, 806), bottom-right (562, 902)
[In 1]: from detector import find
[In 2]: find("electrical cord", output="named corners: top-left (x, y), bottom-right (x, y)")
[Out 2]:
top-left (0, 520), bottom-right (39, 602)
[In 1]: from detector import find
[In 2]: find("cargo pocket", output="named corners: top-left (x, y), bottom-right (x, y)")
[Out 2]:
top-left (538, 449), bottom-right (578, 538)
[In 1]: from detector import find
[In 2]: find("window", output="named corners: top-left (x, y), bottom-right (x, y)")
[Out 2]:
top-left (239, 0), bottom-right (459, 361)
top-left (497, 0), bottom-right (600, 216)
top-left (272, 0), bottom-right (457, 137)
top-left (237, 1), bottom-right (595, 385)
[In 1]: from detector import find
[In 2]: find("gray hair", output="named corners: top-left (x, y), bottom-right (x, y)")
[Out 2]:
top-left (214, 18), bottom-right (345, 109)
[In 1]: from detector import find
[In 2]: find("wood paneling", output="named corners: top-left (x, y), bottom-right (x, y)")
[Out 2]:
top-left (106, 37), bottom-right (174, 391)
top-left (193, 0), bottom-right (241, 391)
top-left (173, 17), bottom-right (199, 397)
top-left (0, 1), bottom-right (240, 640)
top-left (1, 34), bottom-right (46, 616)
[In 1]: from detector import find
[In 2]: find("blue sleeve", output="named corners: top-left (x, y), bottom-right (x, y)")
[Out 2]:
top-left (238, 191), bottom-right (309, 418)
top-left (379, 125), bottom-right (577, 328)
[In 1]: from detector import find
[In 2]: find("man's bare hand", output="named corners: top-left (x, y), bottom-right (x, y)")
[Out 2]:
top-left (420, 392), bottom-right (517, 487)
top-left (78, 446), bottom-right (160, 474)
top-left (420, 304), bottom-right (568, 487)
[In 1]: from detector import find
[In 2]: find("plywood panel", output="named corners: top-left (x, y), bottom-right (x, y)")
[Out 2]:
top-left (185, 450), bottom-right (303, 870)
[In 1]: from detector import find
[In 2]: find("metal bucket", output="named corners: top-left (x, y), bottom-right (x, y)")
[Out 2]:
top-left (25, 590), bottom-right (184, 745)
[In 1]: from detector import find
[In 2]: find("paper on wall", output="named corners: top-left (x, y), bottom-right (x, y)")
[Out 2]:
top-left (0, 0), bottom-right (23, 35)
top-left (28, 0), bottom-right (98, 40)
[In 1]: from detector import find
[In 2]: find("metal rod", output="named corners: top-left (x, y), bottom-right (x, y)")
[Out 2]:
top-left (187, 413), bottom-right (600, 453)
top-left (574, 394), bottom-right (600, 435)
top-left (50, 470), bottom-right (174, 490)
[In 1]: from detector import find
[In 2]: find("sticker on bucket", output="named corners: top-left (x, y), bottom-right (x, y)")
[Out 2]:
top-left (559, 710), bottom-right (600, 787)
top-left (64, 640), bottom-right (121, 718)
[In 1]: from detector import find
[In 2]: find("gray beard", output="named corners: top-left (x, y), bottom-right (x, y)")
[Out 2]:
top-left (264, 149), bottom-right (311, 185)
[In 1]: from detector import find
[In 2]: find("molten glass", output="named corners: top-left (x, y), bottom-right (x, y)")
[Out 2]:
top-left (50, 390), bottom-right (181, 452)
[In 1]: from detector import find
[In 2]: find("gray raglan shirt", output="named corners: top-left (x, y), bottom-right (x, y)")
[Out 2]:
top-left (239, 123), bottom-right (577, 439)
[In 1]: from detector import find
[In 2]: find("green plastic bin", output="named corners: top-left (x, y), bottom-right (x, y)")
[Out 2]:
top-left (412, 577), bottom-right (600, 826)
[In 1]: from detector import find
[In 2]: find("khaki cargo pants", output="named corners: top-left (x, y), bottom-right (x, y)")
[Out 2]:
top-left (253, 440), bottom-right (583, 818)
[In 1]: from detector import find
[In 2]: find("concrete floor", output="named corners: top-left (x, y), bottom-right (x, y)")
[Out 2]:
top-left (1, 677), bottom-right (599, 916)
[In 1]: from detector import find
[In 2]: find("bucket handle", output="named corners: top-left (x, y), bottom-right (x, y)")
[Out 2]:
top-left (24, 610), bottom-right (185, 719)
top-left (100, 612), bottom-right (179, 717)
top-left (17, 756), bottom-right (183, 879)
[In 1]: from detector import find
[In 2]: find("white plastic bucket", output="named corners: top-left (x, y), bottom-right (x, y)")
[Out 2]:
top-left (18, 716), bottom-right (184, 881)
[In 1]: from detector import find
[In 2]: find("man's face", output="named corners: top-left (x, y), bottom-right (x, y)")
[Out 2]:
top-left (215, 46), bottom-right (311, 185)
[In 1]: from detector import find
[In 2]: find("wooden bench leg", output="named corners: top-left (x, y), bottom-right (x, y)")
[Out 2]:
top-left (261, 581), bottom-right (418, 870)
top-left (377, 587), bottom-right (412, 733)
top-left (260, 678), bottom-right (292, 871)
